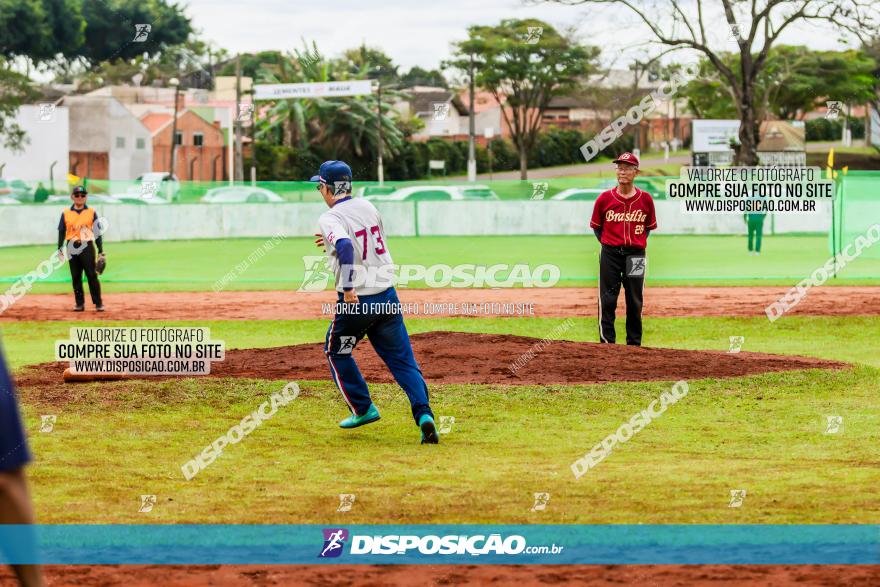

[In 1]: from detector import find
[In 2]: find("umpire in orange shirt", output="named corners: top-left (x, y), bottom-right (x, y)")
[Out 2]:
top-left (57, 186), bottom-right (105, 312)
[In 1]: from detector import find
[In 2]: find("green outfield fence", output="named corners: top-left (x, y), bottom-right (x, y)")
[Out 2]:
top-left (5, 172), bottom-right (876, 207)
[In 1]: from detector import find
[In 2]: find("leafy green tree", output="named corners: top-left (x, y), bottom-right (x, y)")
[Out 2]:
top-left (257, 45), bottom-right (316, 148)
top-left (217, 50), bottom-right (284, 78)
top-left (400, 66), bottom-right (447, 88)
top-left (773, 48), bottom-right (875, 119)
top-left (450, 19), bottom-right (600, 179)
top-left (334, 45), bottom-right (399, 85)
top-left (684, 46), bottom-right (877, 121)
top-left (68, 38), bottom-right (223, 90)
top-left (0, 0), bottom-right (52, 61)
top-left (0, 0), bottom-right (79, 150)
top-left (544, 0), bottom-right (880, 165)
top-left (1, 0), bottom-right (85, 63)
top-left (1, 0), bottom-right (192, 149)
top-left (77, 0), bottom-right (192, 64)
top-left (41, 0), bottom-right (87, 59)
top-left (0, 59), bottom-right (39, 151)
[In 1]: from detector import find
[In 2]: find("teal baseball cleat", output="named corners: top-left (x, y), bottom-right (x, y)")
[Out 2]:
top-left (338, 404), bottom-right (381, 429)
top-left (419, 414), bottom-right (439, 445)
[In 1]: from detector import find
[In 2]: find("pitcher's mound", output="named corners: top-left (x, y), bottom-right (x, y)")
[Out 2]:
top-left (209, 331), bottom-right (843, 385)
top-left (21, 331), bottom-right (844, 387)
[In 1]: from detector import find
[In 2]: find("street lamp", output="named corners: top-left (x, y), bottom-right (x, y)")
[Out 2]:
top-left (467, 53), bottom-right (476, 182)
top-left (484, 127), bottom-right (494, 181)
top-left (168, 77), bottom-right (181, 180)
top-left (372, 74), bottom-right (385, 185)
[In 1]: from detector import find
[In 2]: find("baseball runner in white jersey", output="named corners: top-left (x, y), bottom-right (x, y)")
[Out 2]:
top-left (311, 160), bottom-right (438, 444)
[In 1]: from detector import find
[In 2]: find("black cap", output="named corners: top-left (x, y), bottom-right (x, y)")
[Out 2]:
top-left (72, 186), bottom-right (87, 196)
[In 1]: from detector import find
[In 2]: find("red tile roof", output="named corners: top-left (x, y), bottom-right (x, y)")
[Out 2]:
top-left (140, 112), bottom-right (173, 133)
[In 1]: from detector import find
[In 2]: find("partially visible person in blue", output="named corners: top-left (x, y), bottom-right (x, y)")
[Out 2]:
top-left (0, 342), bottom-right (43, 586)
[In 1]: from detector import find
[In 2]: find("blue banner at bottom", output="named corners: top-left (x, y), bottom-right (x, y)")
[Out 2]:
top-left (0, 525), bottom-right (877, 565)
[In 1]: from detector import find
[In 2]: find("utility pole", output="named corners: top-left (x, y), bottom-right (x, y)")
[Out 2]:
top-left (467, 53), bottom-right (476, 182)
top-left (227, 106), bottom-right (233, 185)
top-left (673, 99), bottom-right (678, 148)
top-left (485, 128), bottom-right (494, 180)
top-left (234, 53), bottom-right (244, 182)
top-left (169, 78), bottom-right (181, 179)
top-left (376, 80), bottom-right (384, 184)
top-left (207, 46), bottom-right (214, 90)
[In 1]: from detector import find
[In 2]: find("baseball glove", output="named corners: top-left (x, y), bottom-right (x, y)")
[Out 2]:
top-left (96, 254), bottom-right (106, 275)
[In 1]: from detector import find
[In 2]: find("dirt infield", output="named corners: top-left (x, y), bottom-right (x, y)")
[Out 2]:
top-left (17, 331), bottom-right (844, 390)
top-left (2, 286), bottom-right (879, 322)
top-left (1, 564), bottom-right (878, 586)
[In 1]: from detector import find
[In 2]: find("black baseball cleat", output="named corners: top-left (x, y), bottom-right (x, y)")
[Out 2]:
top-left (96, 305), bottom-right (105, 312)
top-left (73, 305), bottom-right (85, 312)
top-left (419, 414), bottom-right (439, 444)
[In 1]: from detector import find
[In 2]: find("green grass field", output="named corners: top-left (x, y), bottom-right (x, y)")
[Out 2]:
top-left (3, 234), bottom-right (879, 294)
top-left (3, 228), bottom-right (878, 528)
top-left (6, 315), bottom-right (879, 524)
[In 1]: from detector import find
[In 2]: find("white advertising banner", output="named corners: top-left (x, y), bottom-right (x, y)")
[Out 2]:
top-left (254, 80), bottom-right (373, 101)
top-left (692, 119), bottom-right (740, 152)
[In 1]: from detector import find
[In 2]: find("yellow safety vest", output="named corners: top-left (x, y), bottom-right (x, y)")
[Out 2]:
top-left (63, 207), bottom-right (97, 242)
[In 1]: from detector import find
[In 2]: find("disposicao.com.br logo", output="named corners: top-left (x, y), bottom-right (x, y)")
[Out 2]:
top-left (318, 529), bottom-right (563, 557)
top-left (298, 257), bottom-right (561, 292)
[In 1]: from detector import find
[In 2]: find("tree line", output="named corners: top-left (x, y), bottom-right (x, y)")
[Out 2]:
top-left (2, 1), bottom-right (879, 179)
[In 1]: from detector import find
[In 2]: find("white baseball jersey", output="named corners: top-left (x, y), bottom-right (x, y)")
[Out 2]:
top-left (318, 198), bottom-right (394, 295)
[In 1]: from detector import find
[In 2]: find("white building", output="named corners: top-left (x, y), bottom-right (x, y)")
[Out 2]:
top-left (0, 104), bottom-right (69, 181)
top-left (406, 87), bottom-right (470, 139)
top-left (63, 96), bottom-right (153, 180)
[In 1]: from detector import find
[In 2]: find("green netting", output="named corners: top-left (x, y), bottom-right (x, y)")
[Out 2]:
top-left (833, 171), bottom-right (880, 259)
top-left (5, 176), bottom-right (677, 204)
top-left (6, 171), bottom-right (876, 210)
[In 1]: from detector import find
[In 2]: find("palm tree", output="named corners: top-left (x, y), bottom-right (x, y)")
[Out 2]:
top-left (256, 42), bottom-right (405, 161)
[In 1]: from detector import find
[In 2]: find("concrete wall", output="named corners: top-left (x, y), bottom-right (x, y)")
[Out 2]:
top-left (67, 97), bottom-right (110, 152)
top-left (0, 203), bottom-right (415, 247)
top-left (108, 99), bottom-right (152, 180)
top-left (67, 96), bottom-right (152, 180)
top-left (419, 108), bottom-right (465, 138)
top-left (0, 106), bottom-right (69, 180)
top-left (475, 108), bottom-right (502, 137)
top-left (416, 200), bottom-right (830, 235)
top-left (0, 200), bottom-right (830, 248)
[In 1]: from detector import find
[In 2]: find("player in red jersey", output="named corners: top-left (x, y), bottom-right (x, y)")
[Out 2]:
top-left (589, 152), bottom-right (657, 346)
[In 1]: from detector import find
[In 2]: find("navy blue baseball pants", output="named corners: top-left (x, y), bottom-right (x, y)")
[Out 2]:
top-left (1, 343), bottom-right (32, 472)
top-left (324, 287), bottom-right (433, 424)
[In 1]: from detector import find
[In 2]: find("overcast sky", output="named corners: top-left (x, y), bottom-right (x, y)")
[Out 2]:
top-left (185, 0), bottom-right (860, 73)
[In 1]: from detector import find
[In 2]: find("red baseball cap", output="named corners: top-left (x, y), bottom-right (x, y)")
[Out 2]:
top-left (613, 152), bottom-right (640, 168)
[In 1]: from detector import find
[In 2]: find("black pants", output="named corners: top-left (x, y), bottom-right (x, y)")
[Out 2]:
top-left (68, 241), bottom-right (102, 307)
top-left (598, 244), bottom-right (646, 346)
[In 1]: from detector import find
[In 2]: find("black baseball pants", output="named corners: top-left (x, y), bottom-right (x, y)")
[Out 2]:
top-left (598, 244), bottom-right (646, 346)
top-left (68, 241), bottom-right (102, 307)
